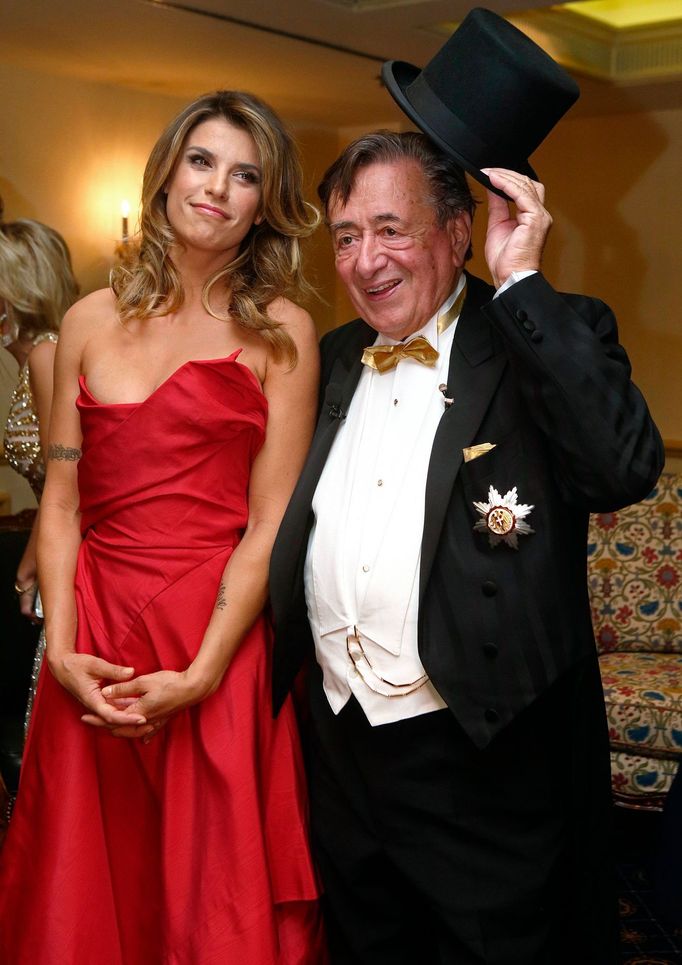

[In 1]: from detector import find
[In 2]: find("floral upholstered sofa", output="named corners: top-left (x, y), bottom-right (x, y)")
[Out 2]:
top-left (588, 473), bottom-right (682, 810)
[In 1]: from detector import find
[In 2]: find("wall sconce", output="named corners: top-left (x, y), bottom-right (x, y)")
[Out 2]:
top-left (121, 199), bottom-right (130, 242)
top-left (114, 199), bottom-right (138, 266)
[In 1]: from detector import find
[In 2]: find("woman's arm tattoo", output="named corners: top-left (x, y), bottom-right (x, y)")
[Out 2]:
top-left (48, 443), bottom-right (82, 461)
top-left (216, 582), bottom-right (227, 610)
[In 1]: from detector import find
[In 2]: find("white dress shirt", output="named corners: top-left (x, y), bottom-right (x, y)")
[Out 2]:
top-left (304, 278), bottom-right (467, 726)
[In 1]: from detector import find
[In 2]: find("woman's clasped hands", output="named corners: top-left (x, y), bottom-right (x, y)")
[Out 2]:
top-left (96, 667), bottom-right (217, 741)
top-left (50, 650), bottom-right (213, 742)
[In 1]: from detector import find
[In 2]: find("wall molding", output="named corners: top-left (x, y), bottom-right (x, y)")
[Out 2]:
top-left (514, 9), bottom-right (682, 84)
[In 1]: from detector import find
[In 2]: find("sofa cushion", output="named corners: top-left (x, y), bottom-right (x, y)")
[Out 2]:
top-left (610, 750), bottom-right (678, 806)
top-left (588, 473), bottom-right (682, 654)
top-left (599, 651), bottom-right (682, 759)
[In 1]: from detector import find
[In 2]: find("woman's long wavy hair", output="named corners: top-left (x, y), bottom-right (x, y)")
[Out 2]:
top-left (111, 90), bottom-right (320, 364)
top-left (0, 220), bottom-right (79, 339)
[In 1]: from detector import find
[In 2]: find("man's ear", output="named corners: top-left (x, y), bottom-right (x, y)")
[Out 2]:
top-left (448, 211), bottom-right (472, 268)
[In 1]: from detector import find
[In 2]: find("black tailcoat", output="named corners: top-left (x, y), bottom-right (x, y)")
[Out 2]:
top-left (271, 271), bottom-right (663, 746)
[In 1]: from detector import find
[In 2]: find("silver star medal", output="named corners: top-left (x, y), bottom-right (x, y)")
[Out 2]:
top-left (473, 485), bottom-right (535, 549)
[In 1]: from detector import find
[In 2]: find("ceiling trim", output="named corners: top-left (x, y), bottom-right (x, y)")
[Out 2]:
top-left (512, 8), bottom-right (682, 83)
top-left (140, 0), bottom-right (388, 62)
top-left (318, 0), bottom-right (434, 9)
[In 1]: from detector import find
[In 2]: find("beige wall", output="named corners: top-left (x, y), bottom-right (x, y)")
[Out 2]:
top-left (1, 64), bottom-right (680, 510)
top-left (0, 63), bottom-right (192, 296)
top-left (0, 65), bottom-right (189, 511)
top-left (467, 104), bottom-right (682, 451)
top-left (0, 62), bottom-right (344, 329)
top-left (323, 109), bottom-right (681, 460)
top-left (291, 126), bottom-right (345, 334)
top-left (324, 109), bottom-right (682, 470)
top-left (0, 65), bottom-right (344, 510)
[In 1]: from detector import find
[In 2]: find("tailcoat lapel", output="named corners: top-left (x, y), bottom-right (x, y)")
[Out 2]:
top-left (300, 321), bottom-right (375, 514)
top-left (271, 322), bottom-right (374, 618)
top-left (419, 274), bottom-right (507, 604)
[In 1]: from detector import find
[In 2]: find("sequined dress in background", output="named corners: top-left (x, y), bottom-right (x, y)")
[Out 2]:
top-left (3, 331), bottom-right (58, 732)
top-left (4, 332), bottom-right (56, 496)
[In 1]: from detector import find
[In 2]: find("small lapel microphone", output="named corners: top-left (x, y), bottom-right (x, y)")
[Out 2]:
top-left (324, 383), bottom-right (346, 421)
top-left (439, 383), bottom-right (454, 408)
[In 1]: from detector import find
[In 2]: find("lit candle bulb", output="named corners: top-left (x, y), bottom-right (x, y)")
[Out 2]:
top-left (121, 200), bottom-right (130, 242)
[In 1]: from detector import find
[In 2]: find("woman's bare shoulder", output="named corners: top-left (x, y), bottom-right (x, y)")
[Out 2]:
top-left (59, 288), bottom-right (118, 342)
top-left (64, 287), bottom-right (117, 322)
top-left (267, 296), bottom-right (317, 345)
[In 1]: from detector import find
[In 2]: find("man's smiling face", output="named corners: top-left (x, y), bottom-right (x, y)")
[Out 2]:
top-left (328, 159), bottom-right (470, 340)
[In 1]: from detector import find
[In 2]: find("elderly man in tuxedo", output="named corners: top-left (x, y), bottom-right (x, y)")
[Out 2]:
top-left (270, 11), bottom-right (663, 965)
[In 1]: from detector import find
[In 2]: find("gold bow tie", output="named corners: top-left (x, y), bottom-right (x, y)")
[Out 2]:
top-left (361, 335), bottom-right (438, 373)
top-left (361, 282), bottom-right (467, 374)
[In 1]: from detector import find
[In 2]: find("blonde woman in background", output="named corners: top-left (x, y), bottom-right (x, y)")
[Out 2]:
top-left (0, 91), bottom-right (325, 964)
top-left (0, 219), bottom-right (78, 724)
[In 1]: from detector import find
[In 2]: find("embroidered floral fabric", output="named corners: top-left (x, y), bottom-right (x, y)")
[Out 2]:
top-left (609, 750), bottom-right (679, 804)
top-left (588, 473), bottom-right (681, 655)
top-left (588, 473), bottom-right (682, 807)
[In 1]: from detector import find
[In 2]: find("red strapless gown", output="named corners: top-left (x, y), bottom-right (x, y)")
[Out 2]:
top-left (0, 353), bottom-right (324, 964)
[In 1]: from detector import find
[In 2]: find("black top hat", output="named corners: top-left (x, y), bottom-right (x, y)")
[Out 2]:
top-left (382, 7), bottom-right (579, 198)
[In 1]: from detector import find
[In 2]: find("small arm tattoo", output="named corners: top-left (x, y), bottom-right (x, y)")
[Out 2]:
top-left (216, 582), bottom-right (227, 610)
top-left (48, 443), bottom-right (82, 461)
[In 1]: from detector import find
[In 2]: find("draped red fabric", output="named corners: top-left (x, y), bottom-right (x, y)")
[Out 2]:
top-left (0, 354), bottom-right (324, 964)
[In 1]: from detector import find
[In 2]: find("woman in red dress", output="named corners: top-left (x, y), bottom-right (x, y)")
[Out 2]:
top-left (0, 90), bottom-right (324, 964)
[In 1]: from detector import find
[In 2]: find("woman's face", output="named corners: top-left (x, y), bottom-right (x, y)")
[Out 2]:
top-left (165, 117), bottom-right (264, 260)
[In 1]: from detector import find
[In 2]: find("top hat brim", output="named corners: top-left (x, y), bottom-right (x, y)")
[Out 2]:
top-left (382, 59), bottom-right (537, 201)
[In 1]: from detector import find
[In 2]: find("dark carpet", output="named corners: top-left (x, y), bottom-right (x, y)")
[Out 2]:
top-left (616, 807), bottom-right (682, 964)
